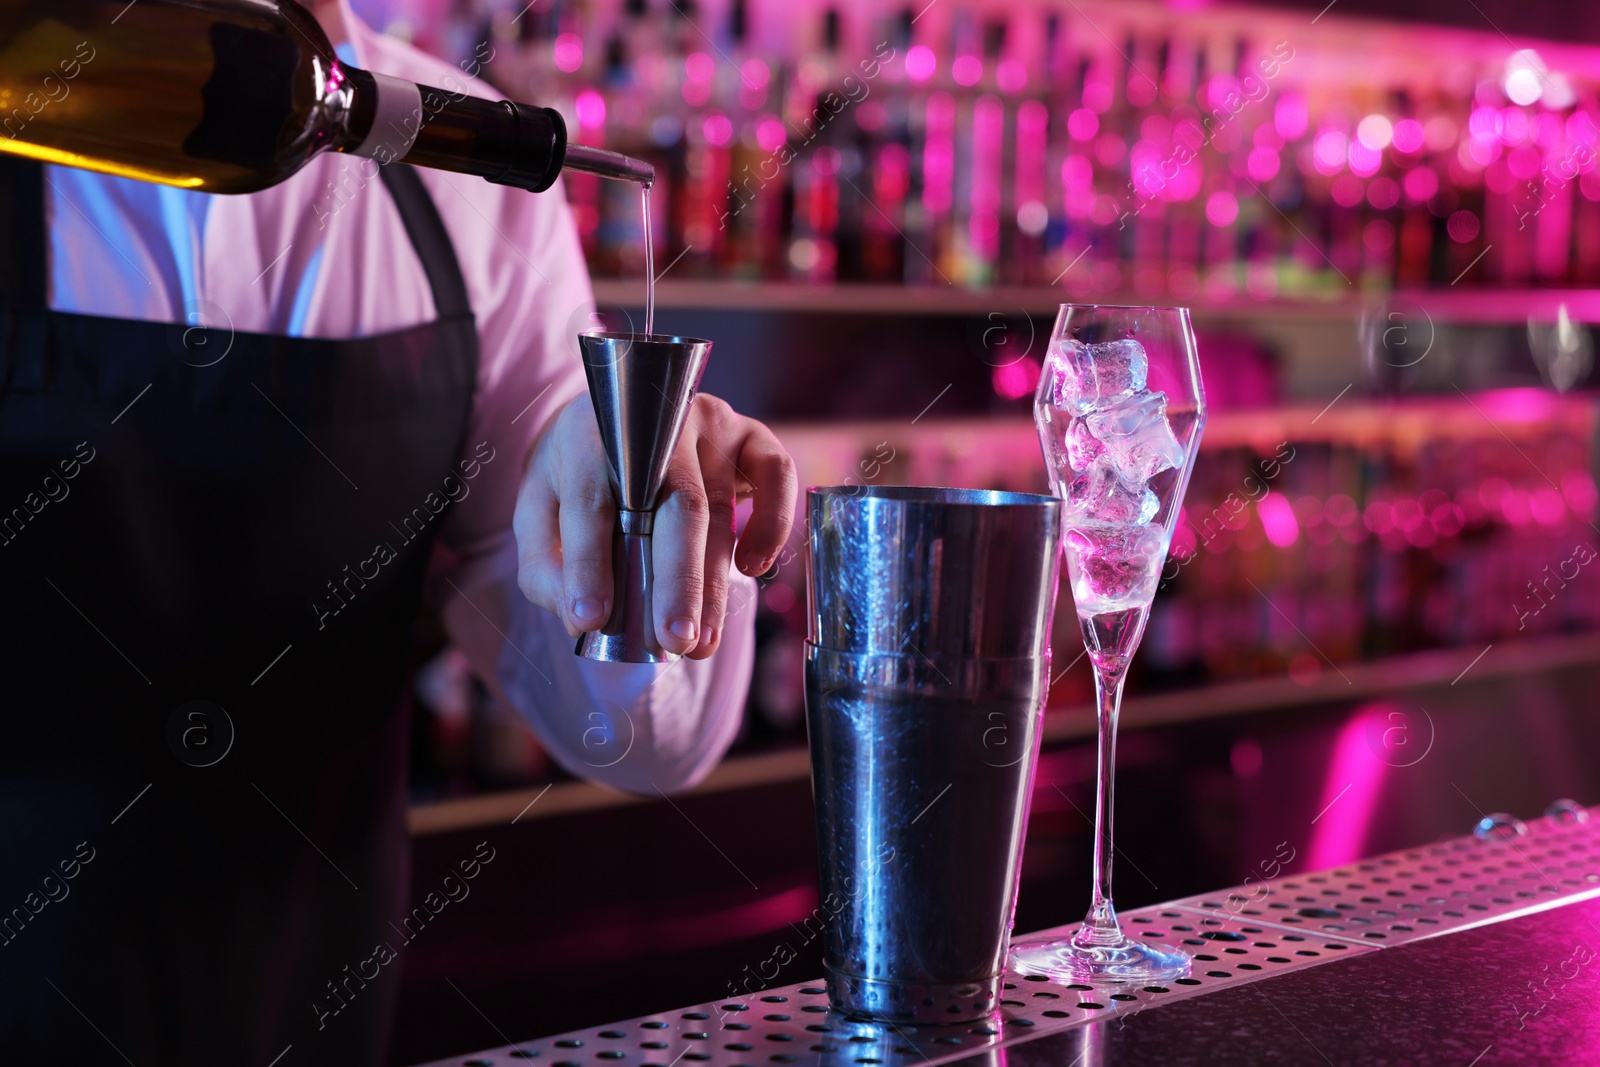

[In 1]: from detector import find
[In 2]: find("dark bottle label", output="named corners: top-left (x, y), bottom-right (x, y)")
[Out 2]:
top-left (182, 22), bottom-right (301, 169)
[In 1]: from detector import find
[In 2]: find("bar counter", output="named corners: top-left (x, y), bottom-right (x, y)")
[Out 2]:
top-left (411, 810), bottom-right (1599, 1066)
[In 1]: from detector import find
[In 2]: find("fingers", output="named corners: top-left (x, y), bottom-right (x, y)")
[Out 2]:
top-left (731, 422), bottom-right (798, 577)
top-left (651, 436), bottom-right (711, 657)
top-left (521, 399), bottom-right (617, 637)
top-left (512, 398), bottom-right (575, 619)
top-left (556, 450), bottom-right (617, 636)
top-left (514, 389), bottom-right (795, 658)
top-left (512, 460), bottom-right (565, 616)
top-left (689, 420), bottom-right (742, 659)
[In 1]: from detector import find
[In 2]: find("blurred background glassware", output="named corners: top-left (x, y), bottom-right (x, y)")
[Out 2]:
top-left (804, 485), bottom-right (1061, 1023)
top-left (1527, 304), bottom-right (1595, 393)
top-left (1014, 304), bottom-right (1206, 984)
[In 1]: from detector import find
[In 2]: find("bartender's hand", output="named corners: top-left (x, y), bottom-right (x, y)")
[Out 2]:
top-left (514, 394), bottom-right (797, 659)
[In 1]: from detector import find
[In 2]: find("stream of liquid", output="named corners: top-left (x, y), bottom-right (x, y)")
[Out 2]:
top-left (641, 182), bottom-right (654, 337)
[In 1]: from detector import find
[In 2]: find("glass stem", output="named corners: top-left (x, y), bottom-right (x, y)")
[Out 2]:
top-left (1079, 662), bottom-right (1127, 945)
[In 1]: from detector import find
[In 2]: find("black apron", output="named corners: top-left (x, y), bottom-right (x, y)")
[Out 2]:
top-left (0, 156), bottom-right (478, 1064)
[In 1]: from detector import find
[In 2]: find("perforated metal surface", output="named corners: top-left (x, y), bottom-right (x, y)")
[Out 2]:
top-left (414, 813), bottom-right (1599, 1067)
top-left (415, 916), bottom-right (1373, 1067)
top-left (1172, 812), bottom-right (1600, 947)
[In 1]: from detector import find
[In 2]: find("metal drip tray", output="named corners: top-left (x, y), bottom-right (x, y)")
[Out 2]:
top-left (415, 917), bottom-right (1373, 1067)
top-left (1171, 813), bottom-right (1600, 946)
top-left (413, 813), bottom-right (1599, 1067)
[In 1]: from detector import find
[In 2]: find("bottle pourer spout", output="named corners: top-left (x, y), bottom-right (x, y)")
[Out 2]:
top-left (564, 143), bottom-right (656, 185)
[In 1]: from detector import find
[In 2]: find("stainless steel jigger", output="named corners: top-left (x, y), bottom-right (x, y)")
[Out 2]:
top-left (575, 331), bottom-right (712, 663)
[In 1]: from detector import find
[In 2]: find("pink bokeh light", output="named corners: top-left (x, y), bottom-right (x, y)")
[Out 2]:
top-left (1068, 108), bottom-right (1099, 142)
top-left (1500, 107), bottom-right (1530, 146)
top-left (764, 580), bottom-right (796, 615)
top-left (574, 89), bottom-right (606, 130)
top-left (1331, 174), bottom-right (1365, 207)
top-left (952, 55), bottom-right (983, 87)
top-left (1247, 146), bottom-right (1281, 182)
top-left (1447, 209), bottom-right (1481, 243)
top-left (922, 92), bottom-right (955, 215)
top-left (992, 355), bottom-right (1041, 400)
top-left (905, 45), bottom-right (936, 82)
top-left (741, 57), bottom-right (770, 90)
top-left (1466, 135), bottom-right (1501, 166)
top-left (1473, 387), bottom-right (1562, 422)
top-left (1356, 114), bottom-right (1393, 150)
top-left (1403, 165), bottom-right (1439, 203)
top-left (1347, 139), bottom-right (1382, 177)
top-left (685, 52), bottom-right (715, 83)
top-left (1468, 105), bottom-right (1502, 141)
top-left (1083, 81), bottom-right (1114, 114)
top-left (1313, 129), bottom-right (1348, 175)
top-left (1391, 118), bottom-right (1426, 154)
top-left (1568, 111), bottom-right (1599, 146)
top-left (681, 80), bottom-right (711, 107)
top-left (1305, 708), bottom-right (1392, 870)
top-left (1096, 133), bottom-right (1127, 167)
top-left (1366, 176), bottom-right (1400, 210)
top-left (1530, 487), bottom-right (1568, 527)
top-left (1506, 144), bottom-right (1542, 181)
top-left (997, 59), bottom-right (1027, 94)
top-left (1205, 74), bottom-right (1239, 110)
top-left (756, 117), bottom-right (787, 153)
top-left (702, 113), bottom-right (733, 146)
top-left (1275, 93), bottom-right (1309, 141)
top-left (1170, 509), bottom-right (1198, 561)
top-left (1534, 112), bottom-right (1562, 148)
top-left (1169, 166), bottom-right (1202, 201)
top-left (1205, 189), bottom-right (1239, 227)
top-left (1257, 492), bottom-right (1300, 547)
top-left (553, 32), bottom-right (584, 73)
top-left (1562, 470), bottom-right (1598, 517)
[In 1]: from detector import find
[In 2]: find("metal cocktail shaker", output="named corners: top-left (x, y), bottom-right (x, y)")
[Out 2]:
top-left (803, 486), bottom-right (1063, 1024)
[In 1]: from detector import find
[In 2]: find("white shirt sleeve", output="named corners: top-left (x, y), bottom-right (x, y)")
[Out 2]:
top-left (442, 540), bottom-right (756, 795)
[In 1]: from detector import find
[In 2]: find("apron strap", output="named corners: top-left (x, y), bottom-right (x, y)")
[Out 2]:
top-left (379, 163), bottom-right (473, 321)
top-left (0, 155), bottom-right (46, 313)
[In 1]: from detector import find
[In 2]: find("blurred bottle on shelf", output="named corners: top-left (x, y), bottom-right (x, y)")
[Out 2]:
top-left (412, 646), bottom-right (549, 798)
top-left (415, 0), bottom-right (1600, 296)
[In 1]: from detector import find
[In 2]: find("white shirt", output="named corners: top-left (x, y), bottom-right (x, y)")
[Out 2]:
top-left (41, 1), bottom-right (752, 794)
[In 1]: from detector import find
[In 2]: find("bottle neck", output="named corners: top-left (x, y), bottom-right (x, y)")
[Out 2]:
top-left (341, 69), bottom-right (567, 193)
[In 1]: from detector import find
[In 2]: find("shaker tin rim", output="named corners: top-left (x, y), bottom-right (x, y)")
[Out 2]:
top-left (807, 485), bottom-right (1059, 509)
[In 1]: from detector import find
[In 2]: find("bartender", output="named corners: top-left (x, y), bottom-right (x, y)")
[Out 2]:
top-left (0, 0), bottom-right (795, 1061)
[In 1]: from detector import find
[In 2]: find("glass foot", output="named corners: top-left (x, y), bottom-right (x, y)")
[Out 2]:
top-left (1010, 935), bottom-right (1191, 985)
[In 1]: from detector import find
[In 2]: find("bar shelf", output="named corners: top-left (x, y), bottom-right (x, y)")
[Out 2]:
top-left (592, 280), bottom-right (1600, 324)
top-left (407, 629), bottom-right (1600, 836)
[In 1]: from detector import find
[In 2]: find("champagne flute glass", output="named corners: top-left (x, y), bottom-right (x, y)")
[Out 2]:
top-left (1011, 305), bottom-right (1206, 984)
